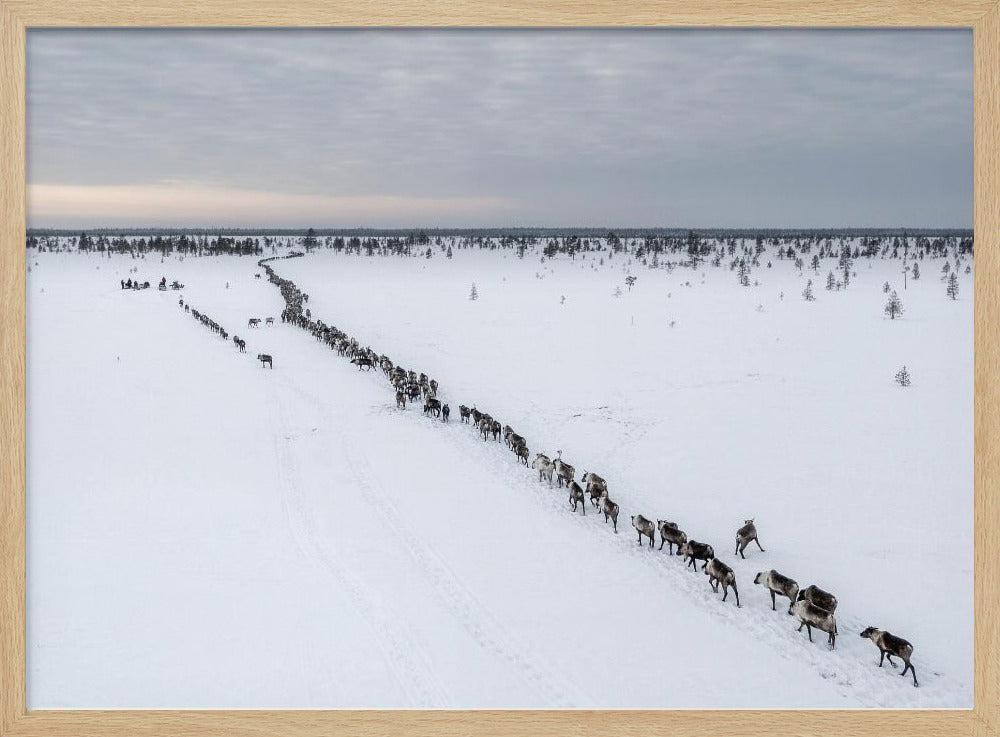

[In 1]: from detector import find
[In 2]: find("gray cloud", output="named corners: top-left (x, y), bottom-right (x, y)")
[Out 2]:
top-left (27, 29), bottom-right (972, 228)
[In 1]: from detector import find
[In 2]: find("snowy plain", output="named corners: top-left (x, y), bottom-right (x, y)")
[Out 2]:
top-left (26, 240), bottom-right (973, 708)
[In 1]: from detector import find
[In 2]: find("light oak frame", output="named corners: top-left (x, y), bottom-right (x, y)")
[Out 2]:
top-left (1, 2), bottom-right (997, 735)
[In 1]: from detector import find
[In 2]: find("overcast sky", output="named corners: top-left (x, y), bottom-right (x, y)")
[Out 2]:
top-left (26, 29), bottom-right (972, 229)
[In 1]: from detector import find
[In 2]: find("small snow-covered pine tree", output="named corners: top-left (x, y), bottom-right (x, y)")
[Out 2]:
top-left (802, 279), bottom-right (815, 301)
top-left (883, 281), bottom-right (891, 293)
top-left (885, 290), bottom-right (904, 319)
top-left (895, 365), bottom-right (911, 387)
top-left (911, 262), bottom-right (920, 280)
top-left (614, 285), bottom-right (623, 298)
top-left (826, 271), bottom-right (836, 290)
top-left (469, 282), bottom-right (478, 301)
top-left (946, 272), bottom-right (959, 300)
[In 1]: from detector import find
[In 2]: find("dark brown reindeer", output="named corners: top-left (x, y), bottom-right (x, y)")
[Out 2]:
top-left (796, 585), bottom-right (838, 614)
top-left (657, 520), bottom-right (688, 555)
top-left (705, 558), bottom-right (740, 606)
top-left (568, 481), bottom-right (586, 514)
top-left (859, 627), bottom-right (919, 687)
top-left (681, 540), bottom-right (715, 571)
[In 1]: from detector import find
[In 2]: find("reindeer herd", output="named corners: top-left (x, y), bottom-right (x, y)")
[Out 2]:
top-left (173, 254), bottom-right (922, 689)
top-left (178, 297), bottom-right (273, 368)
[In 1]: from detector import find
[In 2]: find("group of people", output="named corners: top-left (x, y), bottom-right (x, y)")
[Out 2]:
top-left (120, 276), bottom-right (183, 290)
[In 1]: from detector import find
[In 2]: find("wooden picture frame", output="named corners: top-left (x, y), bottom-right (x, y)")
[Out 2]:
top-left (1, 2), bottom-right (996, 735)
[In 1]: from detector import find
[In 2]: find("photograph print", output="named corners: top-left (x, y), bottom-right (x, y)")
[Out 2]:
top-left (25, 29), bottom-right (972, 708)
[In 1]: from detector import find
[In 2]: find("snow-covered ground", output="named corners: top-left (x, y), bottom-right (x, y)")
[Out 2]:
top-left (26, 243), bottom-right (973, 708)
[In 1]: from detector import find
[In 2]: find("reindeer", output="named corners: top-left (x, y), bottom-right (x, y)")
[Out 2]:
top-left (632, 515), bottom-right (655, 547)
top-left (796, 585), bottom-right (838, 614)
top-left (599, 493), bottom-right (619, 532)
top-left (754, 570), bottom-right (799, 613)
top-left (351, 356), bottom-right (374, 370)
top-left (705, 558), bottom-right (740, 606)
top-left (423, 397), bottom-right (442, 417)
top-left (791, 599), bottom-right (838, 649)
top-left (442, 404), bottom-right (450, 422)
top-left (459, 405), bottom-right (472, 423)
top-left (681, 540), bottom-right (715, 571)
top-left (532, 453), bottom-right (554, 484)
top-left (553, 451), bottom-right (575, 488)
top-left (657, 520), bottom-right (688, 555)
top-left (582, 471), bottom-right (608, 506)
top-left (514, 442), bottom-right (529, 466)
top-left (568, 481), bottom-right (586, 514)
top-left (257, 353), bottom-right (273, 368)
top-left (396, 391), bottom-right (407, 409)
top-left (470, 407), bottom-right (483, 427)
top-left (265, 317), bottom-right (274, 326)
top-left (859, 627), bottom-right (918, 687)
top-left (735, 518), bottom-right (764, 558)
top-left (235, 337), bottom-right (246, 353)
top-left (248, 318), bottom-right (261, 328)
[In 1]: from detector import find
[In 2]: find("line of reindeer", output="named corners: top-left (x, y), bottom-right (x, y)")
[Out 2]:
top-left (178, 297), bottom-right (272, 368)
top-left (254, 254), bottom-right (920, 689)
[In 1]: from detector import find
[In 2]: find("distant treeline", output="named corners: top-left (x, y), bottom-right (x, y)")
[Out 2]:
top-left (26, 228), bottom-right (974, 266)
top-left (26, 226), bottom-right (974, 239)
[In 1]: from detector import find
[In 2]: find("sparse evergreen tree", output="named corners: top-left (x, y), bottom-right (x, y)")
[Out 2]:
top-left (946, 272), bottom-right (959, 300)
top-left (884, 290), bottom-right (904, 319)
top-left (911, 262), bottom-right (920, 280)
top-left (625, 275), bottom-right (637, 291)
top-left (895, 365), bottom-right (911, 387)
top-left (614, 285), bottom-right (623, 298)
top-left (941, 261), bottom-right (951, 280)
top-left (802, 279), bottom-right (815, 301)
top-left (826, 271), bottom-right (836, 290)
top-left (469, 282), bottom-right (478, 301)
top-left (811, 254), bottom-right (821, 273)
top-left (302, 227), bottom-right (318, 252)
top-left (883, 281), bottom-right (891, 293)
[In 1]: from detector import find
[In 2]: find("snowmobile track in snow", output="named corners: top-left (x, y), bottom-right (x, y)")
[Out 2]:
top-left (271, 369), bottom-right (581, 708)
top-left (264, 373), bottom-right (454, 707)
